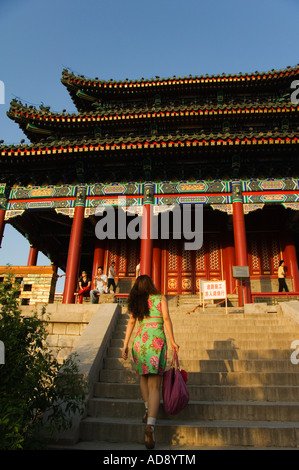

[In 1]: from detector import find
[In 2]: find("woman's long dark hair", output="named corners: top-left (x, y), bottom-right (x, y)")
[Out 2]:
top-left (128, 275), bottom-right (160, 321)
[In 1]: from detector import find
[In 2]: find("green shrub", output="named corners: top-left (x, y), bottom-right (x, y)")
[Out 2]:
top-left (0, 270), bottom-right (87, 449)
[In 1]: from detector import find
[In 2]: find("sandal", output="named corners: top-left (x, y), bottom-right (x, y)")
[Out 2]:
top-left (142, 410), bottom-right (148, 423)
top-left (145, 425), bottom-right (155, 450)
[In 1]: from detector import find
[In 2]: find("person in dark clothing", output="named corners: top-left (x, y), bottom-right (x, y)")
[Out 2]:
top-left (278, 260), bottom-right (289, 292)
top-left (76, 271), bottom-right (91, 303)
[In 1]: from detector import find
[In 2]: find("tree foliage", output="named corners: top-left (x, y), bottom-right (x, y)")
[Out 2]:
top-left (0, 270), bottom-right (87, 449)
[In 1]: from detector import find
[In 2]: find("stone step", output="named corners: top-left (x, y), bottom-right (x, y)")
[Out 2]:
top-left (115, 313), bottom-right (295, 326)
top-left (106, 346), bottom-right (295, 360)
top-left (120, 310), bottom-right (282, 317)
top-left (110, 338), bottom-right (296, 350)
top-left (94, 382), bottom-right (299, 402)
top-left (98, 369), bottom-right (299, 387)
top-left (79, 416), bottom-right (299, 448)
top-left (87, 397), bottom-right (299, 422)
top-left (166, 312), bottom-right (282, 318)
top-left (113, 325), bottom-right (296, 336)
top-left (117, 316), bottom-right (290, 326)
top-left (170, 308), bottom-right (277, 314)
top-left (117, 315), bottom-right (294, 329)
top-left (103, 357), bottom-right (298, 372)
top-left (75, 303), bottom-right (299, 449)
top-left (116, 315), bottom-right (293, 325)
top-left (112, 330), bottom-right (297, 341)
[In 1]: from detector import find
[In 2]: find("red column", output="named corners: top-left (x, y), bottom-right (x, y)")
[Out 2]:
top-left (232, 182), bottom-right (251, 305)
top-left (140, 203), bottom-right (153, 276)
top-left (0, 208), bottom-right (6, 249)
top-left (92, 239), bottom-right (106, 285)
top-left (160, 245), bottom-right (166, 295)
top-left (222, 232), bottom-right (235, 294)
top-left (63, 190), bottom-right (85, 304)
top-left (140, 183), bottom-right (154, 277)
top-left (283, 231), bottom-right (299, 292)
top-left (152, 241), bottom-right (161, 291)
top-left (27, 246), bottom-right (38, 266)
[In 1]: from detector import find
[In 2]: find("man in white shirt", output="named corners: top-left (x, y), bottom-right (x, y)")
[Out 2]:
top-left (90, 266), bottom-right (108, 303)
top-left (278, 260), bottom-right (289, 292)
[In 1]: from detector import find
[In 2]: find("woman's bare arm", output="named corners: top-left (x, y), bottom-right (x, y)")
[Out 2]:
top-left (161, 296), bottom-right (179, 353)
top-left (122, 314), bottom-right (137, 360)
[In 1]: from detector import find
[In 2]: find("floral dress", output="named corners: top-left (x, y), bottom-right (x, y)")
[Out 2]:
top-left (132, 295), bottom-right (167, 376)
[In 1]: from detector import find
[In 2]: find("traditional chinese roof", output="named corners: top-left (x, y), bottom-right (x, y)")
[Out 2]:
top-left (1, 66), bottom-right (299, 185)
top-left (1, 66), bottom-right (299, 274)
top-left (1, 128), bottom-right (298, 188)
top-left (5, 65), bottom-right (299, 145)
top-left (61, 65), bottom-right (299, 112)
top-left (6, 95), bottom-right (297, 142)
top-left (1, 129), bottom-right (299, 155)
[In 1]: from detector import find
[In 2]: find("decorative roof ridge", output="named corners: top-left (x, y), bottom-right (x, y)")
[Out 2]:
top-left (1, 130), bottom-right (298, 154)
top-left (7, 97), bottom-right (298, 126)
top-left (61, 65), bottom-right (299, 89)
top-left (7, 98), bottom-right (75, 120)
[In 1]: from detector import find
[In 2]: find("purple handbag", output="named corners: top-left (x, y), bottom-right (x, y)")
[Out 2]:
top-left (162, 351), bottom-right (189, 415)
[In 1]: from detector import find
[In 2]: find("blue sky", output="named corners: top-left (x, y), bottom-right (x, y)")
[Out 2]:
top-left (0, 0), bottom-right (298, 291)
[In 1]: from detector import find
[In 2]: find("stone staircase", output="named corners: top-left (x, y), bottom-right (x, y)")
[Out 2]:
top-left (76, 298), bottom-right (299, 449)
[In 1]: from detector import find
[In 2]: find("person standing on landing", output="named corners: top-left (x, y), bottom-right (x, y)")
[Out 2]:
top-left (107, 261), bottom-right (117, 293)
top-left (122, 275), bottom-right (179, 450)
top-left (136, 258), bottom-right (140, 278)
top-left (278, 260), bottom-right (289, 292)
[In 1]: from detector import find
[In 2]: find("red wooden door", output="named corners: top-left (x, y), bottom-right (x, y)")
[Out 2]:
top-left (106, 239), bottom-right (139, 278)
top-left (164, 235), bottom-right (222, 295)
top-left (247, 232), bottom-right (281, 276)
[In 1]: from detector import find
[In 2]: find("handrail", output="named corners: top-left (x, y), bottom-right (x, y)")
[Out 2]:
top-left (251, 292), bottom-right (299, 304)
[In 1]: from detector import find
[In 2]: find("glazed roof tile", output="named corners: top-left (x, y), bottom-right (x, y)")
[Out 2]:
top-left (1, 130), bottom-right (298, 158)
top-left (61, 65), bottom-right (299, 90)
top-left (7, 97), bottom-right (298, 129)
top-left (61, 66), bottom-right (299, 112)
top-left (2, 66), bottom-right (298, 147)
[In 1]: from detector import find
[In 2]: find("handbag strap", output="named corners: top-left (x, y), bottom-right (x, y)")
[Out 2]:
top-left (171, 350), bottom-right (180, 369)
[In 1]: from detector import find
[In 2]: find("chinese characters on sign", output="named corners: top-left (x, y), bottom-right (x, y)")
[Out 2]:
top-left (203, 281), bottom-right (226, 299)
top-left (202, 280), bottom-right (227, 313)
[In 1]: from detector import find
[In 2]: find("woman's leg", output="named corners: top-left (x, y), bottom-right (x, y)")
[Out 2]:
top-left (139, 374), bottom-right (162, 421)
top-left (77, 288), bottom-right (83, 304)
top-left (147, 374), bottom-right (162, 421)
top-left (79, 287), bottom-right (90, 303)
top-left (82, 286), bottom-right (90, 297)
top-left (140, 375), bottom-right (149, 402)
top-left (139, 375), bottom-right (149, 421)
top-left (144, 374), bottom-right (162, 449)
